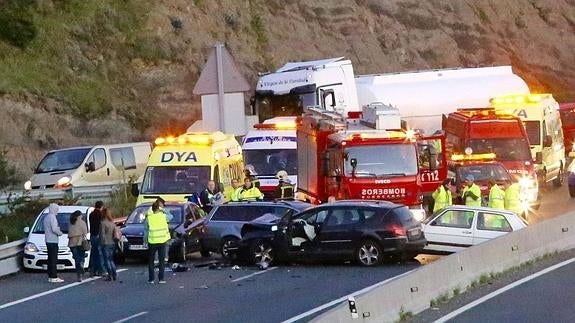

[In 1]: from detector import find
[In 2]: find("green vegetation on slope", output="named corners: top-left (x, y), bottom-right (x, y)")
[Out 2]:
top-left (0, 0), bottom-right (155, 127)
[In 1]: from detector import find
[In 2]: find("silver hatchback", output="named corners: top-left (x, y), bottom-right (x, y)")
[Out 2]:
top-left (200, 201), bottom-right (312, 258)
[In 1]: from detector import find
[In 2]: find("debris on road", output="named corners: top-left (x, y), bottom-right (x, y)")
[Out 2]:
top-left (232, 265), bottom-right (241, 270)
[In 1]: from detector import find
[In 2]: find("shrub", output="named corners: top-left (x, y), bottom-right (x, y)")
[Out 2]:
top-left (0, 0), bottom-right (37, 49)
top-left (0, 149), bottom-right (19, 190)
top-left (0, 195), bottom-right (49, 243)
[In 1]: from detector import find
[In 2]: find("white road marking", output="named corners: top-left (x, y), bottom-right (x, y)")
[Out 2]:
top-left (112, 311), bottom-right (148, 323)
top-left (231, 266), bottom-right (278, 282)
top-left (434, 257), bottom-right (575, 323)
top-left (282, 268), bottom-right (417, 323)
top-left (0, 268), bottom-right (128, 311)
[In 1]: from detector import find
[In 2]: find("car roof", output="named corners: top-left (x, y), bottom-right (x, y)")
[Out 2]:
top-left (41, 205), bottom-right (92, 213)
top-left (221, 200), bottom-right (312, 209)
top-left (439, 205), bottom-right (516, 215)
top-left (330, 199), bottom-right (401, 208)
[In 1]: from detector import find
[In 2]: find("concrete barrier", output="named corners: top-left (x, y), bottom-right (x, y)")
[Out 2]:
top-left (0, 239), bottom-right (26, 278)
top-left (312, 210), bottom-right (575, 322)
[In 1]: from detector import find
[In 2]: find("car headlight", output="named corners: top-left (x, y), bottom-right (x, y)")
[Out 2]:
top-left (409, 207), bottom-right (426, 222)
top-left (271, 225), bottom-right (278, 232)
top-left (24, 180), bottom-right (32, 190)
top-left (55, 176), bottom-right (71, 189)
top-left (24, 242), bottom-right (38, 253)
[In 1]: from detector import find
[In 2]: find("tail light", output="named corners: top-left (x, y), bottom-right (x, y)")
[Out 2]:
top-left (386, 224), bottom-right (406, 237)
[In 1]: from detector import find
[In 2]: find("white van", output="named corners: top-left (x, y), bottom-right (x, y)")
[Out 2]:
top-left (24, 142), bottom-right (152, 198)
top-left (23, 205), bottom-right (94, 270)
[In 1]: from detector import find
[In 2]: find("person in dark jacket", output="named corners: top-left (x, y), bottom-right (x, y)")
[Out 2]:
top-left (88, 201), bottom-right (105, 276)
top-left (199, 180), bottom-right (222, 213)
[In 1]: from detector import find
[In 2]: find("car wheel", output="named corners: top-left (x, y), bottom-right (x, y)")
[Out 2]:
top-left (250, 239), bottom-right (274, 265)
top-left (356, 240), bottom-right (382, 266)
top-left (554, 164), bottom-right (564, 187)
top-left (220, 237), bottom-right (239, 259)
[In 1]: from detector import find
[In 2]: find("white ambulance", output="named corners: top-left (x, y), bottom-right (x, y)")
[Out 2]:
top-left (242, 117), bottom-right (297, 199)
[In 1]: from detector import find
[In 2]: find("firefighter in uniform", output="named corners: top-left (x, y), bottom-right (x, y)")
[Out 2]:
top-left (234, 177), bottom-right (264, 201)
top-left (145, 201), bottom-right (171, 284)
top-left (275, 170), bottom-right (295, 200)
top-left (487, 180), bottom-right (505, 210)
top-left (462, 174), bottom-right (481, 207)
top-left (432, 179), bottom-right (452, 213)
top-left (504, 181), bottom-right (524, 217)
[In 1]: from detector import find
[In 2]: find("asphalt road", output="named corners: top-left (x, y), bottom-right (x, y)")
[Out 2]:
top-left (0, 183), bottom-right (572, 323)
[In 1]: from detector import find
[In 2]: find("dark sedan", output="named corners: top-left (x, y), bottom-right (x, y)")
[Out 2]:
top-left (118, 202), bottom-right (207, 262)
top-left (236, 200), bottom-right (426, 266)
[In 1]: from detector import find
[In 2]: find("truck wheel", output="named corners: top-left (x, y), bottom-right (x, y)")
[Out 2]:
top-left (553, 165), bottom-right (564, 187)
top-left (569, 185), bottom-right (575, 198)
top-left (356, 240), bottom-right (382, 266)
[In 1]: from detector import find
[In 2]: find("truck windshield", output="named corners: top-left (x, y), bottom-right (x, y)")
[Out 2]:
top-left (35, 148), bottom-right (91, 173)
top-left (243, 149), bottom-right (297, 176)
top-left (344, 144), bottom-right (418, 177)
top-left (523, 121), bottom-right (541, 146)
top-left (141, 166), bottom-right (211, 195)
top-left (255, 92), bottom-right (315, 122)
top-left (467, 138), bottom-right (532, 161)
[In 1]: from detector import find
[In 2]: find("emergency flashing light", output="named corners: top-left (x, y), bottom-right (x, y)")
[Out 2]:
top-left (491, 94), bottom-right (546, 105)
top-left (155, 137), bottom-right (166, 145)
top-left (451, 153), bottom-right (496, 162)
top-left (166, 136), bottom-right (176, 144)
top-left (154, 135), bottom-right (213, 146)
top-left (254, 121), bottom-right (297, 130)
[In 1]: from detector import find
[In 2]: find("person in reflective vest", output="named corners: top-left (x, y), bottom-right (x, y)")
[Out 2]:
top-left (244, 166), bottom-right (260, 189)
top-left (234, 177), bottom-right (264, 201)
top-left (504, 181), bottom-right (523, 215)
top-left (432, 179), bottom-right (452, 212)
top-left (462, 174), bottom-right (481, 207)
top-left (225, 178), bottom-right (240, 202)
top-left (488, 180), bottom-right (505, 209)
top-left (275, 170), bottom-right (295, 200)
top-left (145, 201), bottom-right (171, 284)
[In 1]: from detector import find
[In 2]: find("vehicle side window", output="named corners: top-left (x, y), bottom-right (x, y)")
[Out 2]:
top-left (324, 208), bottom-right (363, 227)
top-left (477, 212), bottom-right (512, 232)
top-left (297, 209), bottom-right (328, 225)
top-left (110, 147), bottom-right (136, 170)
top-left (434, 210), bottom-right (474, 229)
top-left (86, 148), bottom-right (106, 171)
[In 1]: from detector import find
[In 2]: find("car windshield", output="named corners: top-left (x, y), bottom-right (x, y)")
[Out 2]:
top-left (255, 92), bottom-right (315, 121)
top-left (32, 212), bottom-right (87, 234)
top-left (140, 166), bottom-right (211, 194)
top-left (344, 144), bottom-right (418, 176)
top-left (126, 205), bottom-right (183, 224)
top-left (467, 138), bottom-right (532, 161)
top-left (523, 121), bottom-right (541, 146)
top-left (457, 164), bottom-right (510, 182)
top-left (35, 148), bottom-right (91, 173)
top-left (243, 149), bottom-right (297, 176)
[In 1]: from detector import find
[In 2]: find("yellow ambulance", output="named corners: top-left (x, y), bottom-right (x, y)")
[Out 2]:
top-left (134, 132), bottom-right (244, 205)
top-left (491, 93), bottom-right (566, 187)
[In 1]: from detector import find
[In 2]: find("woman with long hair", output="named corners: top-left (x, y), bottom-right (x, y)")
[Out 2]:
top-left (68, 210), bottom-right (88, 282)
top-left (99, 208), bottom-right (118, 281)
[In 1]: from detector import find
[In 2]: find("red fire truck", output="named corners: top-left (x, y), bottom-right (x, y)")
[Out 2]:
top-left (296, 104), bottom-right (444, 221)
top-left (442, 108), bottom-right (539, 207)
top-left (559, 102), bottom-right (575, 158)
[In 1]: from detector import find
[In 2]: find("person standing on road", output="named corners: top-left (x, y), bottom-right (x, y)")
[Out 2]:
top-left (275, 170), bottom-right (294, 200)
top-left (488, 180), bottom-right (505, 210)
top-left (88, 201), bottom-right (105, 277)
top-left (44, 203), bottom-right (64, 283)
top-left (199, 180), bottom-right (222, 213)
top-left (99, 208), bottom-right (118, 281)
top-left (244, 166), bottom-right (260, 189)
top-left (504, 181), bottom-right (524, 216)
top-left (68, 210), bottom-right (88, 282)
top-left (462, 175), bottom-right (481, 207)
top-left (233, 177), bottom-right (264, 201)
top-left (145, 201), bottom-right (171, 284)
top-left (432, 179), bottom-right (453, 212)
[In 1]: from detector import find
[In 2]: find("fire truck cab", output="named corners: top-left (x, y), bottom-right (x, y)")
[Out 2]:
top-left (442, 109), bottom-right (539, 208)
top-left (297, 103), bottom-right (439, 221)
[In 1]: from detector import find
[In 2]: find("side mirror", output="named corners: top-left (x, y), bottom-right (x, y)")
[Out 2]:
top-left (131, 183), bottom-right (140, 197)
top-left (535, 151), bottom-right (543, 164)
top-left (430, 221), bottom-right (437, 226)
top-left (85, 162), bottom-right (95, 172)
top-left (350, 158), bottom-right (357, 169)
top-left (23, 227), bottom-right (30, 233)
top-left (543, 135), bottom-right (552, 148)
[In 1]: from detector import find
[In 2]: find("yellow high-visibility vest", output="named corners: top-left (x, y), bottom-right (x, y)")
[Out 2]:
top-left (147, 212), bottom-right (170, 244)
top-left (432, 186), bottom-right (452, 212)
top-left (488, 184), bottom-right (505, 209)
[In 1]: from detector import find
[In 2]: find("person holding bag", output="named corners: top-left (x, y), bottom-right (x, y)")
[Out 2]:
top-left (68, 210), bottom-right (88, 282)
top-left (99, 208), bottom-right (118, 281)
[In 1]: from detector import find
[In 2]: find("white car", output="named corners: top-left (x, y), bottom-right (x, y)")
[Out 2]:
top-left (23, 205), bottom-right (94, 270)
top-left (421, 205), bottom-right (527, 254)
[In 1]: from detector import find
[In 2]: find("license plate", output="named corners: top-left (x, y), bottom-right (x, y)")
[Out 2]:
top-left (408, 228), bottom-right (421, 237)
top-left (129, 244), bottom-right (148, 250)
top-left (42, 264), bottom-right (66, 270)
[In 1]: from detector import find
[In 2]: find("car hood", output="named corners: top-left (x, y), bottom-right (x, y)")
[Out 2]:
top-left (121, 223), bottom-right (179, 236)
top-left (29, 169), bottom-right (75, 187)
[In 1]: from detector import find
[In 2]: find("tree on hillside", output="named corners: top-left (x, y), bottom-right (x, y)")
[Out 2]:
top-left (0, 149), bottom-right (19, 189)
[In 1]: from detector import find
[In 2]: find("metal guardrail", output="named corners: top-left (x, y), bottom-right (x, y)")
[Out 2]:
top-left (0, 239), bottom-right (26, 277)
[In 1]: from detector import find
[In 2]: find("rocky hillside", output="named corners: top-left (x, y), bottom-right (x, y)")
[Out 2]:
top-left (2, 0), bottom-right (575, 179)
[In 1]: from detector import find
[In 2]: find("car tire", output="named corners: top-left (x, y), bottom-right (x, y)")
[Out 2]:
top-left (220, 236), bottom-right (239, 260)
top-left (356, 240), bottom-right (383, 266)
top-left (569, 185), bottom-right (575, 198)
top-left (250, 239), bottom-right (274, 265)
top-left (553, 164), bottom-right (564, 187)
